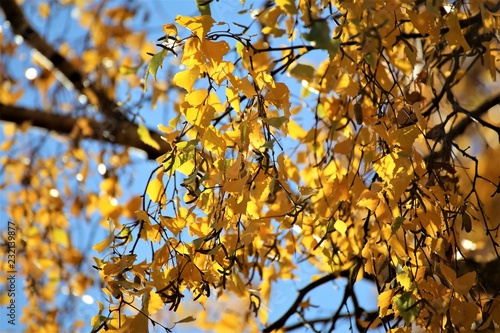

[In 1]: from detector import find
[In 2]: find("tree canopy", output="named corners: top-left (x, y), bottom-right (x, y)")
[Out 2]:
top-left (1, 0), bottom-right (500, 332)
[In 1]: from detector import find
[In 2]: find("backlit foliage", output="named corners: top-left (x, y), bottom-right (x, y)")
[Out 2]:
top-left (1, 0), bottom-right (500, 332)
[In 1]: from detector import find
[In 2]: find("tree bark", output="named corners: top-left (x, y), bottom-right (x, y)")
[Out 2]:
top-left (0, 103), bottom-right (170, 160)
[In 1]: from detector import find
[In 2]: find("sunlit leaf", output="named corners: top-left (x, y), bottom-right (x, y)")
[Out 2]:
top-left (162, 23), bottom-right (178, 36)
top-left (146, 177), bottom-right (165, 205)
top-left (176, 15), bottom-right (214, 38)
top-left (333, 219), bottom-right (347, 236)
top-left (137, 123), bottom-right (161, 150)
top-left (93, 219), bottom-right (115, 253)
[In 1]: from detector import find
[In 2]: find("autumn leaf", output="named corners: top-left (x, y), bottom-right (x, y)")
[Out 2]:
top-left (146, 176), bottom-right (166, 205)
top-left (93, 219), bottom-right (116, 253)
top-left (137, 123), bottom-right (161, 150)
top-left (176, 15), bottom-right (214, 38)
top-left (162, 23), bottom-right (178, 36)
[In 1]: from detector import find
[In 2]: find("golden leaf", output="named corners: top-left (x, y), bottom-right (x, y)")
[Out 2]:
top-left (93, 219), bottom-right (115, 253)
top-left (201, 125), bottom-right (226, 156)
top-left (173, 67), bottom-right (200, 92)
top-left (276, 0), bottom-right (298, 15)
top-left (146, 177), bottom-right (165, 205)
top-left (52, 228), bottom-right (69, 248)
top-left (378, 289), bottom-right (394, 317)
top-left (137, 123), bottom-right (161, 150)
top-left (147, 290), bottom-right (164, 315)
top-left (162, 23), bottom-right (178, 36)
top-left (176, 15), bottom-right (214, 38)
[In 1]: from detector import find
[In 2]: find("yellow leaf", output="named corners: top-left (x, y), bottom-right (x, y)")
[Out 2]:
top-left (201, 40), bottom-right (230, 66)
top-left (226, 86), bottom-right (240, 113)
top-left (223, 178), bottom-right (247, 193)
top-left (93, 219), bottom-right (115, 253)
top-left (159, 215), bottom-right (186, 236)
top-left (176, 15), bottom-right (214, 38)
top-left (357, 190), bottom-right (380, 211)
top-left (52, 227), bottom-right (69, 248)
top-left (39, 2), bottom-right (50, 18)
top-left (378, 289), bottom-right (394, 317)
top-left (123, 196), bottom-right (142, 219)
top-left (334, 219), bottom-right (347, 236)
top-left (129, 312), bottom-right (149, 333)
top-left (229, 75), bottom-right (256, 98)
top-left (287, 119), bottom-right (308, 140)
top-left (175, 316), bottom-right (196, 324)
top-left (173, 67), bottom-right (200, 92)
top-left (100, 176), bottom-right (117, 195)
top-left (333, 138), bottom-right (354, 155)
top-left (147, 290), bottom-right (164, 315)
top-left (266, 82), bottom-right (291, 114)
top-left (299, 297), bottom-right (311, 309)
top-left (137, 123), bottom-right (161, 150)
top-left (201, 125), bottom-right (226, 156)
top-left (207, 91), bottom-right (224, 112)
top-left (445, 12), bottom-right (470, 51)
top-left (185, 89), bottom-right (209, 106)
top-left (276, 0), bottom-right (298, 15)
top-left (162, 23), bottom-right (178, 36)
top-left (397, 266), bottom-right (413, 291)
top-left (455, 271), bottom-right (476, 296)
top-left (335, 73), bottom-right (358, 97)
top-left (147, 177), bottom-right (165, 205)
top-left (439, 261), bottom-right (456, 284)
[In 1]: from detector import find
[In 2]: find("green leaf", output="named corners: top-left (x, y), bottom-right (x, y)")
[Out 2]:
top-left (236, 41), bottom-right (245, 57)
top-left (261, 139), bottom-right (276, 150)
top-left (193, 237), bottom-right (205, 250)
top-left (144, 49), bottom-right (168, 91)
top-left (394, 291), bottom-right (420, 324)
top-left (263, 116), bottom-right (288, 129)
top-left (289, 63), bottom-right (315, 82)
top-left (196, 0), bottom-right (212, 15)
top-left (392, 216), bottom-right (405, 235)
top-left (176, 139), bottom-right (199, 152)
top-left (303, 20), bottom-right (338, 59)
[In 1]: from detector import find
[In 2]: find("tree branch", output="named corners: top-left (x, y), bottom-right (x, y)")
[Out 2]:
top-left (425, 92), bottom-right (500, 163)
top-left (0, 103), bottom-right (170, 160)
top-left (262, 273), bottom-right (337, 333)
top-left (0, 0), bottom-right (124, 120)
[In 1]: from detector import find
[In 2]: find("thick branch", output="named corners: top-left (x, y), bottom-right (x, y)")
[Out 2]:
top-left (447, 93), bottom-right (500, 142)
top-left (0, 103), bottom-right (170, 160)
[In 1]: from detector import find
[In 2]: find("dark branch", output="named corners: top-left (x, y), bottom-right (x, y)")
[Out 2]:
top-left (262, 273), bottom-right (337, 333)
top-left (424, 93), bottom-right (500, 163)
top-left (0, 103), bottom-right (170, 160)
